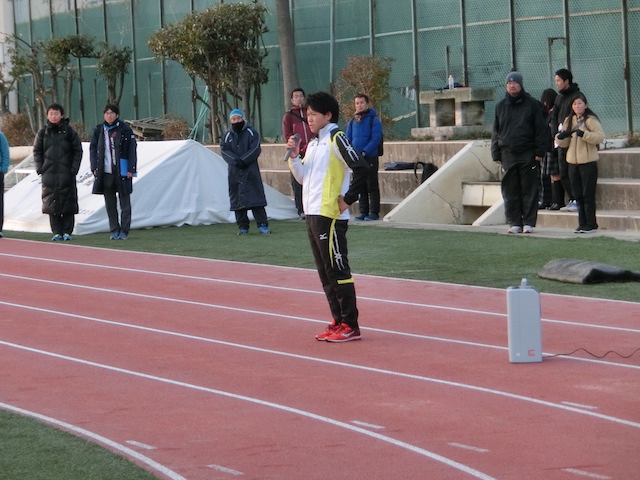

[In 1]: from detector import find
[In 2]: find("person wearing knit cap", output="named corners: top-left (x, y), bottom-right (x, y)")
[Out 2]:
top-left (491, 70), bottom-right (546, 234)
top-left (220, 108), bottom-right (270, 234)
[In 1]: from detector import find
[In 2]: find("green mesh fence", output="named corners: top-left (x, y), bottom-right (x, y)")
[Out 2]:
top-left (7, 0), bottom-right (639, 141)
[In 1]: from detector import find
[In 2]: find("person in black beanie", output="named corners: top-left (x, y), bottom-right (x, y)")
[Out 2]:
top-left (491, 71), bottom-right (546, 234)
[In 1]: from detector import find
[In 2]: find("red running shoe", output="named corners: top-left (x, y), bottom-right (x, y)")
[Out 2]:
top-left (325, 323), bottom-right (362, 343)
top-left (315, 322), bottom-right (340, 341)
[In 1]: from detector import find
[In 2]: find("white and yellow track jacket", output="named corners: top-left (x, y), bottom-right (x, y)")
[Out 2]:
top-left (289, 123), bottom-right (366, 220)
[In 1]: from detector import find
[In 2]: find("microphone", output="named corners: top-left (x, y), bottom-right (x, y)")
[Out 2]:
top-left (284, 133), bottom-right (301, 161)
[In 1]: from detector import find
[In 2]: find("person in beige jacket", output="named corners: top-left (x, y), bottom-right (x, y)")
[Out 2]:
top-left (555, 92), bottom-right (605, 233)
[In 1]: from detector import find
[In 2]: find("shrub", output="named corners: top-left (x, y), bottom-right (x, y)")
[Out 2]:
top-left (0, 113), bottom-right (35, 146)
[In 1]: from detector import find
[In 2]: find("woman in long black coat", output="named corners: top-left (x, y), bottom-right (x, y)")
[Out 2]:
top-left (33, 104), bottom-right (83, 241)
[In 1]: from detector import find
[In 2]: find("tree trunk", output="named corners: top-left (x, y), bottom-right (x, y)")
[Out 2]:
top-left (275, 0), bottom-right (299, 113)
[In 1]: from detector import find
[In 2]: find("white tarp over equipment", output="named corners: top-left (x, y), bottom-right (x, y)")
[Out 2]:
top-left (4, 139), bottom-right (298, 234)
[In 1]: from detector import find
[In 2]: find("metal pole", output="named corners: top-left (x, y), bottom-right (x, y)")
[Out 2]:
top-left (130, 0), bottom-right (139, 119)
top-left (411, 0), bottom-right (420, 128)
top-left (329, 0), bottom-right (335, 86)
top-left (563, 0), bottom-right (571, 69)
top-left (369, 0), bottom-right (374, 55)
top-left (460, 0), bottom-right (468, 86)
top-left (621, 0), bottom-right (633, 136)
top-left (73, 0), bottom-right (85, 124)
top-left (508, 0), bottom-right (516, 69)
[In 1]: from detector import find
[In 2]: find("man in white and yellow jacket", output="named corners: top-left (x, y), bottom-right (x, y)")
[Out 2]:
top-left (286, 91), bottom-right (368, 342)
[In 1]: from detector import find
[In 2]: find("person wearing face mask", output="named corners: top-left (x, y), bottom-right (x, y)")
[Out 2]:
top-left (220, 109), bottom-right (270, 235)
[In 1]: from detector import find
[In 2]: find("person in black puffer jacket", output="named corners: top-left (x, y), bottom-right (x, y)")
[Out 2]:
top-left (33, 103), bottom-right (83, 241)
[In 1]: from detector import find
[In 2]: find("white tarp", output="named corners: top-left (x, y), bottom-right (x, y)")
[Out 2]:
top-left (4, 139), bottom-right (297, 235)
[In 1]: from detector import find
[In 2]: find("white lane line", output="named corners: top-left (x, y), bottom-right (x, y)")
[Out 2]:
top-left (0, 340), bottom-right (499, 480)
top-left (2, 335), bottom-right (639, 432)
top-left (351, 420), bottom-right (385, 430)
top-left (1, 254), bottom-right (638, 334)
top-left (0, 402), bottom-right (187, 480)
top-left (561, 401), bottom-right (599, 410)
top-left (562, 468), bottom-right (611, 479)
top-left (207, 464), bottom-right (244, 475)
top-left (448, 443), bottom-right (490, 453)
top-left (2, 284), bottom-right (640, 372)
top-left (125, 440), bottom-right (157, 450)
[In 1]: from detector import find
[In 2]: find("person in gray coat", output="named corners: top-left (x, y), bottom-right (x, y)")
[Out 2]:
top-left (220, 109), bottom-right (269, 234)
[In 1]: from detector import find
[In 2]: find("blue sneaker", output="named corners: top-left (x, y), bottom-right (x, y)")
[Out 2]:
top-left (238, 228), bottom-right (249, 235)
top-left (258, 224), bottom-right (270, 234)
top-left (63, 233), bottom-right (72, 241)
top-left (0, 232), bottom-right (4, 238)
top-left (110, 231), bottom-right (120, 240)
top-left (118, 231), bottom-right (128, 240)
top-left (364, 213), bottom-right (380, 221)
top-left (52, 234), bottom-right (63, 241)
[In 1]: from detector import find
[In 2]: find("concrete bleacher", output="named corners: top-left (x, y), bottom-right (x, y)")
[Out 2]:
top-left (208, 141), bottom-right (468, 217)
top-left (210, 142), bottom-right (640, 234)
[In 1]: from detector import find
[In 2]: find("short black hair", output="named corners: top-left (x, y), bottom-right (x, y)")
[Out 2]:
top-left (555, 68), bottom-right (573, 83)
top-left (291, 88), bottom-right (305, 98)
top-left (47, 103), bottom-right (64, 116)
top-left (540, 88), bottom-right (557, 108)
top-left (355, 93), bottom-right (370, 103)
top-left (305, 91), bottom-right (339, 123)
top-left (103, 103), bottom-right (120, 115)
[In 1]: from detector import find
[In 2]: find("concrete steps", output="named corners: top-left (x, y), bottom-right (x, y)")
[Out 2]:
top-left (212, 143), bottom-right (640, 233)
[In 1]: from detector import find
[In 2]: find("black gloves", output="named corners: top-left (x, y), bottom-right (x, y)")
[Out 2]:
top-left (235, 159), bottom-right (247, 169)
top-left (576, 129), bottom-right (585, 137)
top-left (556, 130), bottom-right (571, 140)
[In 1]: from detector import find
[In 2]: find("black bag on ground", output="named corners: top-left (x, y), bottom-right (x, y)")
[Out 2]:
top-left (414, 161), bottom-right (438, 183)
top-left (384, 161), bottom-right (414, 171)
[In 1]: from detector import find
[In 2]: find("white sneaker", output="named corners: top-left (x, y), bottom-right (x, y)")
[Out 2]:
top-left (523, 225), bottom-right (534, 234)
top-left (561, 200), bottom-right (578, 212)
top-left (507, 226), bottom-right (522, 234)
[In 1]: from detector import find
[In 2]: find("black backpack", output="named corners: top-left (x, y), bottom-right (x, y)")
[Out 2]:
top-left (414, 161), bottom-right (438, 184)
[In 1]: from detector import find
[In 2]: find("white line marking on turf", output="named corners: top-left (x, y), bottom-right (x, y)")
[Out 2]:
top-left (0, 341), bottom-right (499, 480)
top-left (562, 468), bottom-right (611, 479)
top-left (125, 440), bottom-right (157, 450)
top-left (448, 443), bottom-right (489, 453)
top-left (207, 464), bottom-right (244, 475)
top-left (351, 420), bottom-right (385, 430)
top-left (0, 402), bottom-right (186, 480)
top-left (561, 401), bottom-right (599, 410)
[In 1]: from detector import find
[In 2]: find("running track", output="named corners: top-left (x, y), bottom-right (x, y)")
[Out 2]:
top-left (1, 238), bottom-right (638, 480)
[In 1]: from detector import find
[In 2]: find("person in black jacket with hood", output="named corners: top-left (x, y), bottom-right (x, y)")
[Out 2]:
top-left (90, 104), bottom-right (138, 240)
top-left (491, 71), bottom-right (546, 234)
top-left (33, 104), bottom-right (83, 241)
top-left (551, 68), bottom-right (581, 212)
top-left (220, 109), bottom-right (270, 235)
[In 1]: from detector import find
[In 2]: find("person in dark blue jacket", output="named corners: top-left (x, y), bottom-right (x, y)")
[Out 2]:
top-left (346, 94), bottom-right (383, 221)
top-left (220, 109), bottom-right (270, 235)
top-left (90, 104), bottom-right (138, 240)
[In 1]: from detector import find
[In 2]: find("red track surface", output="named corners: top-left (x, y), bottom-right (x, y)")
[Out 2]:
top-left (1, 238), bottom-right (638, 480)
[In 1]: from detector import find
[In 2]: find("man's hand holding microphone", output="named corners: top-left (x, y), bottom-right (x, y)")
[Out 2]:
top-left (284, 133), bottom-right (301, 161)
